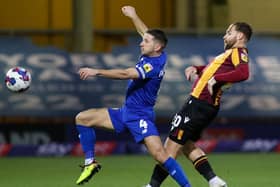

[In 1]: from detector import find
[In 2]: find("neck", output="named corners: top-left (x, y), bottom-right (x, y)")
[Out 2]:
top-left (149, 51), bottom-right (162, 57)
top-left (233, 41), bottom-right (247, 48)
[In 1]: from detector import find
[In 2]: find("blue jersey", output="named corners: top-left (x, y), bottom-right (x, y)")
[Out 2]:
top-left (108, 51), bottom-right (167, 143)
top-left (124, 52), bottom-right (167, 108)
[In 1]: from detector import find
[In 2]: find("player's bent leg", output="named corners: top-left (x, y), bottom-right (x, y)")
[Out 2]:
top-left (145, 137), bottom-right (184, 187)
top-left (76, 161), bottom-right (102, 185)
top-left (182, 141), bottom-right (205, 161)
top-left (183, 142), bottom-right (215, 180)
top-left (182, 142), bottom-right (227, 186)
top-left (75, 108), bottom-right (114, 165)
top-left (144, 136), bottom-right (191, 187)
top-left (76, 108), bottom-right (114, 129)
top-left (75, 108), bottom-right (114, 185)
top-left (164, 137), bottom-right (183, 158)
top-left (144, 135), bottom-right (168, 163)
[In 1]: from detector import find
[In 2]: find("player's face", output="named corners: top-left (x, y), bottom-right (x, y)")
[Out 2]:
top-left (140, 33), bottom-right (159, 56)
top-left (223, 24), bottom-right (240, 50)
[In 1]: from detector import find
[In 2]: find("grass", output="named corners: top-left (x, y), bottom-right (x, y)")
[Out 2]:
top-left (0, 153), bottom-right (279, 187)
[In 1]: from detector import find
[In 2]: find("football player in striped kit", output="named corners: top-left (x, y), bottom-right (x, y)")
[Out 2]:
top-left (146, 22), bottom-right (253, 187)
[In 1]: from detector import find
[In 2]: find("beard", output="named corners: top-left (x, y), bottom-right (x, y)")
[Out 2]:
top-left (224, 42), bottom-right (234, 50)
top-left (224, 39), bottom-right (236, 50)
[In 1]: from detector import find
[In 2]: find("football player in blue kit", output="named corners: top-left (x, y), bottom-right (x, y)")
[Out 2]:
top-left (75, 5), bottom-right (191, 187)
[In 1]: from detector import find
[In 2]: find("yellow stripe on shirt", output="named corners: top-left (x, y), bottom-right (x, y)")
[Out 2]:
top-left (192, 49), bottom-right (232, 98)
top-left (231, 48), bottom-right (240, 67)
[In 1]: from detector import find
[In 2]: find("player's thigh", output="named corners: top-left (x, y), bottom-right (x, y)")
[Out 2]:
top-left (164, 137), bottom-right (182, 158)
top-left (144, 135), bottom-right (168, 163)
top-left (76, 108), bottom-right (114, 129)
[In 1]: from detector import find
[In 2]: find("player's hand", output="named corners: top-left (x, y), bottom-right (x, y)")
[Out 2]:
top-left (184, 66), bottom-right (197, 81)
top-left (121, 5), bottom-right (137, 18)
top-left (207, 77), bottom-right (217, 95)
top-left (78, 67), bottom-right (98, 80)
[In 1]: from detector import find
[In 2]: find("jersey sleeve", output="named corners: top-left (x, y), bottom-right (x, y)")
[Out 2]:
top-left (214, 48), bottom-right (249, 82)
top-left (136, 58), bottom-right (161, 79)
top-left (214, 63), bottom-right (249, 82)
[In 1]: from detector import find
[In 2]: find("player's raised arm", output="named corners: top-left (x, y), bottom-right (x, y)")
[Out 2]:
top-left (121, 5), bottom-right (148, 37)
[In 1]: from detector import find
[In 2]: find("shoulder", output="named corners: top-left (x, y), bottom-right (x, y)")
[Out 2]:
top-left (236, 48), bottom-right (249, 63)
top-left (229, 48), bottom-right (249, 65)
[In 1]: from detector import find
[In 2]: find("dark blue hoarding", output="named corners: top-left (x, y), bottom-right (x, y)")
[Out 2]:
top-left (1, 36), bottom-right (280, 117)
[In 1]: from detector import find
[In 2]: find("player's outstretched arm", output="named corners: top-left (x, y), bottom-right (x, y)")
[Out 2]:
top-left (122, 5), bottom-right (148, 37)
top-left (79, 67), bottom-right (139, 80)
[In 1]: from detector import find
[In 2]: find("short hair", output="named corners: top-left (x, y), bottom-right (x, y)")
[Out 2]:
top-left (146, 29), bottom-right (168, 49)
top-left (233, 22), bottom-right (253, 41)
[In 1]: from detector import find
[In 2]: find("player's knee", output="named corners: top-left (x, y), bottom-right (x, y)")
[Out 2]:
top-left (75, 112), bottom-right (88, 126)
top-left (153, 148), bottom-right (168, 163)
top-left (182, 142), bottom-right (195, 154)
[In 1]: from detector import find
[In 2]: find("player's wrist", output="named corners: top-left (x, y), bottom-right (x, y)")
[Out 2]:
top-left (191, 66), bottom-right (198, 74)
top-left (95, 69), bottom-right (101, 76)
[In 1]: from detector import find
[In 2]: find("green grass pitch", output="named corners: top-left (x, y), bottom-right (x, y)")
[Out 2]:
top-left (0, 153), bottom-right (279, 187)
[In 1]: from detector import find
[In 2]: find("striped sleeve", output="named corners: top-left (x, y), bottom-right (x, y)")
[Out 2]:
top-left (214, 63), bottom-right (249, 82)
top-left (214, 48), bottom-right (249, 82)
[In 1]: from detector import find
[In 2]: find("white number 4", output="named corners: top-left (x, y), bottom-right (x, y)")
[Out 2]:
top-left (139, 119), bottom-right (148, 134)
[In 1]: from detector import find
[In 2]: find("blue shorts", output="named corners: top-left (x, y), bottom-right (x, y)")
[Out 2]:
top-left (108, 106), bottom-right (159, 143)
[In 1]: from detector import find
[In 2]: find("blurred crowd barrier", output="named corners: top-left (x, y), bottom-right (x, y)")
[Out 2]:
top-left (1, 36), bottom-right (280, 155)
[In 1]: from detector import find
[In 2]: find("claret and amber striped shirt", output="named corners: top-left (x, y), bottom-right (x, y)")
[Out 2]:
top-left (191, 47), bottom-right (249, 106)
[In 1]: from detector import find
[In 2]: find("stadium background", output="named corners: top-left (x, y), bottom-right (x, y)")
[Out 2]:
top-left (0, 0), bottom-right (280, 182)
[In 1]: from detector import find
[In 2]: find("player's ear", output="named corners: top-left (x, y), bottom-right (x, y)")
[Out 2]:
top-left (154, 42), bottom-right (162, 52)
top-left (237, 32), bottom-right (245, 41)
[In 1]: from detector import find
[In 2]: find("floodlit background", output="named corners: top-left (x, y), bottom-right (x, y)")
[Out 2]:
top-left (0, 0), bottom-right (280, 186)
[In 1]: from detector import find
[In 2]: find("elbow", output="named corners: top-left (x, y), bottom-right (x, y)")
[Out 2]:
top-left (118, 71), bottom-right (133, 80)
top-left (240, 71), bottom-right (249, 81)
top-left (237, 65), bottom-right (250, 81)
top-left (120, 68), bottom-right (138, 80)
top-left (118, 74), bottom-right (130, 80)
top-left (244, 73), bottom-right (249, 80)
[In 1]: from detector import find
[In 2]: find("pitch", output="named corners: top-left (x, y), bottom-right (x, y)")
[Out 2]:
top-left (0, 153), bottom-right (279, 187)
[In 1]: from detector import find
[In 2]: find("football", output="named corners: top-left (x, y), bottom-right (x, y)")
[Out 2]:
top-left (5, 67), bottom-right (32, 92)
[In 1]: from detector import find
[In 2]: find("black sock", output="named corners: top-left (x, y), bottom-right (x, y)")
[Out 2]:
top-left (149, 164), bottom-right (169, 187)
top-left (193, 155), bottom-right (216, 181)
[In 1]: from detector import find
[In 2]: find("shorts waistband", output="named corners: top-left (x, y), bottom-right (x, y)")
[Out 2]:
top-left (189, 96), bottom-right (219, 109)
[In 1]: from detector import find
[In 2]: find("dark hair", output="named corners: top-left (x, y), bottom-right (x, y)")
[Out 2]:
top-left (146, 29), bottom-right (168, 49)
top-left (233, 22), bottom-right (253, 41)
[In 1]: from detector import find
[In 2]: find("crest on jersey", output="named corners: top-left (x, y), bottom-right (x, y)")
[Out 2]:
top-left (241, 53), bottom-right (248, 63)
top-left (143, 63), bottom-right (153, 73)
